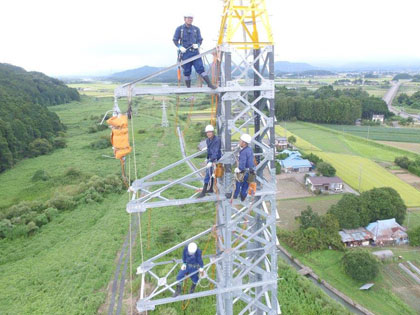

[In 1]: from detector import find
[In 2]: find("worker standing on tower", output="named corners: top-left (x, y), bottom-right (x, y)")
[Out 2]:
top-left (198, 124), bottom-right (221, 198)
top-left (233, 134), bottom-right (255, 202)
top-left (173, 14), bottom-right (216, 89)
top-left (173, 242), bottom-right (204, 297)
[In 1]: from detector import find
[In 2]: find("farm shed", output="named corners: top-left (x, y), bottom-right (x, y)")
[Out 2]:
top-left (366, 218), bottom-right (408, 246)
top-left (306, 176), bottom-right (344, 192)
top-left (372, 114), bottom-right (384, 123)
top-left (339, 228), bottom-right (374, 247)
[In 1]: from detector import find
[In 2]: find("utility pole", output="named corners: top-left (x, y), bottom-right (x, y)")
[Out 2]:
top-left (161, 100), bottom-right (169, 127)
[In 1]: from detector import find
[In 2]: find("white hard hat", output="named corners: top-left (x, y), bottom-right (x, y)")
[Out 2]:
top-left (240, 134), bottom-right (252, 144)
top-left (184, 13), bottom-right (194, 18)
top-left (205, 125), bottom-right (214, 132)
top-left (188, 242), bottom-right (198, 254)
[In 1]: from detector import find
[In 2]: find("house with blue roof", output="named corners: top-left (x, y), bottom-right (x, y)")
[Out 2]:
top-left (279, 153), bottom-right (313, 173)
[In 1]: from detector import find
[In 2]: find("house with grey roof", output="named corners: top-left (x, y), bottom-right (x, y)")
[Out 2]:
top-left (366, 218), bottom-right (408, 246)
top-left (339, 228), bottom-right (374, 247)
top-left (305, 176), bottom-right (343, 193)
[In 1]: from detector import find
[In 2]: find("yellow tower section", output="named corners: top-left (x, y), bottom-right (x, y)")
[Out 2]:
top-left (217, 0), bottom-right (273, 49)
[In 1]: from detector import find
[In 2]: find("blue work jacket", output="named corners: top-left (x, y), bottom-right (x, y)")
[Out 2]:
top-left (206, 135), bottom-right (222, 162)
top-left (173, 24), bottom-right (203, 48)
top-left (182, 246), bottom-right (204, 268)
top-left (238, 146), bottom-right (255, 171)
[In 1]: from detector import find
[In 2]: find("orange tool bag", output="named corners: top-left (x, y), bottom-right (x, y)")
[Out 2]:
top-left (106, 115), bottom-right (132, 160)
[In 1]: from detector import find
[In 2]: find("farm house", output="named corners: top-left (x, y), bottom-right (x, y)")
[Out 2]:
top-left (305, 176), bottom-right (344, 192)
top-left (275, 137), bottom-right (289, 151)
top-left (280, 155), bottom-right (312, 173)
top-left (366, 218), bottom-right (408, 246)
top-left (339, 228), bottom-right (374, 247)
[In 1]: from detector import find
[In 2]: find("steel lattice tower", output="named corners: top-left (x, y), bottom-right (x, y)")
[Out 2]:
top-left (114, 1), bottom-right (279, 313)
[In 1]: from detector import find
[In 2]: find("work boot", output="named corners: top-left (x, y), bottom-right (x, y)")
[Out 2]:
top-left (198, 183), bottom-right (208, 198)
top-left (173, 283), bottom-right (182, 297)
top-left (240, 194), bottom-right (247, 202)
top-left (189, 283), bottom-right (197, 294)
top-left (225, 192), bottom-right (232, 199)
top-left (201, 75), bottom-right (217, 89)
top-left (185, 79), bottom-right (191, 88)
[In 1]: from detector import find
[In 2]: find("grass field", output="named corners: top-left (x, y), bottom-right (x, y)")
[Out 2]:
top-left (377, 141), bottom-right (420, 153)
top-left (322, 124), bottom-right (420, 143)
top-left (0, 94), bottom-right (351, 314)
top-left (277, 122), bottom-right (420, 207)
top-left (277, 195), bottom-right (343, 231)
top-left (283, 246), bottom-right (418, 315)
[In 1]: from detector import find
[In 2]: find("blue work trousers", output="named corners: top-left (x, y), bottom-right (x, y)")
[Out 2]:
top-left (176, 266), bottom-right (199, 284)
top-left (204, 166), bottom-right (213, 184)
top-left (182, 49), bottom-right (205, 79)
top-left (234, 173), bottom-right (249, 199)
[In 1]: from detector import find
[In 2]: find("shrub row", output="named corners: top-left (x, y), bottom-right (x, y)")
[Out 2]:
top-left (0, 174), bottom-right (124, 239)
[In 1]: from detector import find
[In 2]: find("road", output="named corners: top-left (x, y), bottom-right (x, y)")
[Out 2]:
top-left (383, 81), bottom-right (420, 121)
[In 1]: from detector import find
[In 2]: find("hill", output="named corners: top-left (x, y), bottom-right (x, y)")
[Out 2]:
top-left (108, 65), bottom-right (177, 83)
top-left (274, 61), bottom-right (316, 73)
top-left (0, 63), bottom-right (80, 172)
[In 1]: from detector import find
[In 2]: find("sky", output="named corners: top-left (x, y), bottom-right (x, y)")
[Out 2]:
top-left (1, 0), bottom-right (420, 76)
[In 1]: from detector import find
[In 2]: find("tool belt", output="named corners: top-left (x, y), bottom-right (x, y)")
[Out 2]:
top-left (187, 263), bottom-right (200, 269)
top-left (247, 170), bottom-right (256, 184)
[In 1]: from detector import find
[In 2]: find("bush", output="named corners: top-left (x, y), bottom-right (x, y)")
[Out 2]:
top-left (0, 219), bottom-right (12, 238)
top-left (395, 156), bottom-right (411, 169)
top-left (88, 124), bottom-right (108, 134)
top-left (31, 169), bottom-right (50, 182)
top-left (34, 214), bottom-right (49, 227)
top-left (64, 167), bottom-right (82, 178)
top-left (275, 162), bottom-right (282, 174)
top-left (45, 207), bottom-right (59, 221)
top-left (137, 129), bottom-right (146, 134)
top-left (48, 194), bottom-right (76, 211)
top-left (53, 137), bottom-right (67, 148)
top-left (316, 162), bottom-right (336, 177)
top-left (302, 153), bottom-right (323, 165)
top-left (90, 138), bottom-right (111, 149)
top-left (28, 138), bottom-right (53, 157)
top-left (408, 226), bottom-right (420, 246)
top-left (342, 250), bottom-right (379, 282)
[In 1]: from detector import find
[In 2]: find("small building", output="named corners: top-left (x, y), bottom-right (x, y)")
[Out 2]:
top-left (366, 218), bottom-right (408, 246)
top-left (280, 149), bottom-right (301, 157)
top-left (280, 155), bottom-right (312, 173)
top-left (305, 176), bottom-right (344, 192)
top-left (339, 228), bottom-right (374, 247)
top-left (372, 114), bottom-right (384, 123)
top-left (275, 137), bottom-right (289, 151)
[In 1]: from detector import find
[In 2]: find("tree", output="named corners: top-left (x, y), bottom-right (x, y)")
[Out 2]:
top-left (360, 187), bottom-right (406, 224)
top-left (342, 250), bottom-right (379, 282)
top-left (328, 194), bottom-right (367, 228)
top-left (287, 135), bottom-right (296, 146)
top-left (408, 226), bottom-right (420, 246)
top-left (395, 156), bottom-right (411, 169)
top-left (28, 138), bottom-right (53, 157)
top-left (296, 206), bottom-right (321, 230)
top-left (316, 162), bottom-right (336, 177)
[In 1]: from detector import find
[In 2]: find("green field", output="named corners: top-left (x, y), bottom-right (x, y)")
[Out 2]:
top-left (277, 195), bottom-right (343, 231)
top-left (321, 124), bottom-right (420, 143)
top-left (283, 246), bottom-right (419, 315)
top-left (0, 95), bottom-right (351, 314)
top-left (278, 122), bottom-right (420, 207)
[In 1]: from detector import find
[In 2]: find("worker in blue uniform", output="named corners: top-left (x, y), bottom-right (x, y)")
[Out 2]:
top-left (233, 134), bottom-right (255, 202)
top-left (173, 14), bottom-right (216, 89)
top-left (198, 124), bottom-right (221, 198)
top-left (173, 242), bottom-right (204, 297)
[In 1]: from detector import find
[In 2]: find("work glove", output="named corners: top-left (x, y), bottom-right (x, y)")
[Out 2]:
top-left (234, 167), bottom-right (240, 173)
top-left (192, 44), bottom-right (199, 49)
top-left (206, 162), bottom-right (212, 169)
top-left (179, 46), bottom-right (187, 53)
top-left (181, 263), bottom-right (187, 271)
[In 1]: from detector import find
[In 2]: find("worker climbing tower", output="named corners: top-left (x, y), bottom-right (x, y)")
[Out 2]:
top-left (113, 0), bottom-right (279, 313)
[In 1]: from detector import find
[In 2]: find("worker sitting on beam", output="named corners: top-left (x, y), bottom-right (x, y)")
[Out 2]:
top-left (198, 124), bottom-right (221, 198)
top-left (173, 242), bottom-right (204, 297)
top-left (173, 14), bottom-right (216, 89)
top-left (233, 134), bottom-right (255, 202)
